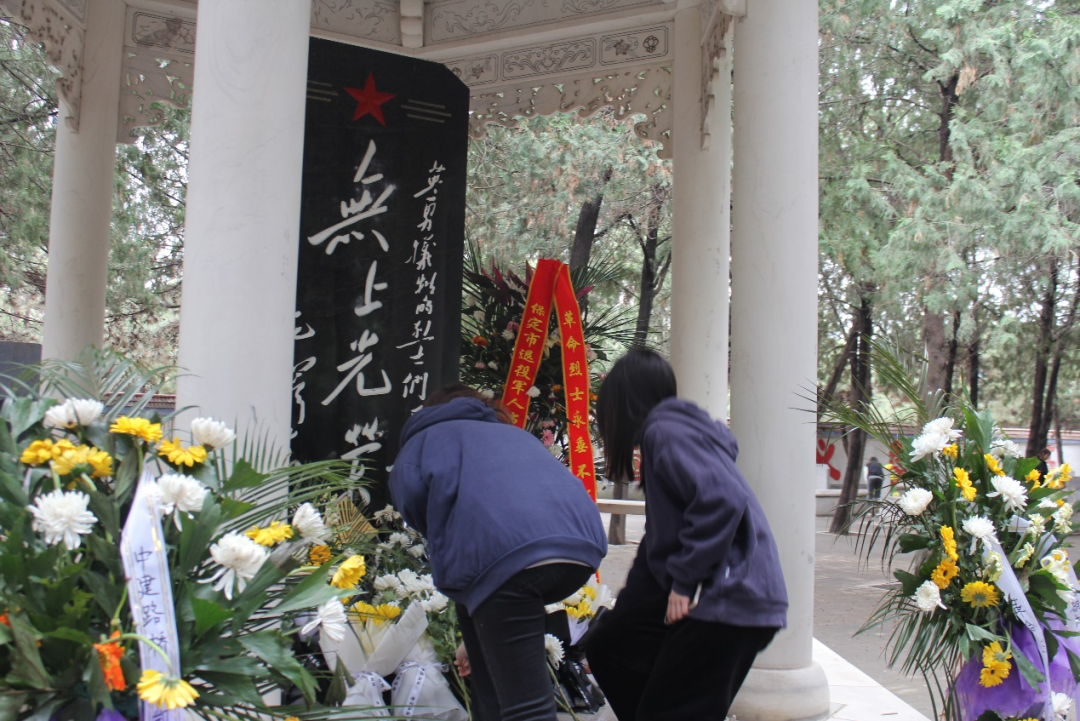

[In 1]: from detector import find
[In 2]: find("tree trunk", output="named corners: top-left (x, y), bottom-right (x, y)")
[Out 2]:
top-left (1055, 408), bottom-right (1065, 467)
top-left (923, 74), bottom-right (960, 397)
top-left (969, 305), bottom-right (980, 408)
top-left (569, 167), bottom-right (613, 315)
top-left (1026, 259), bottom-right (1058, 458)
top-left (608, 479), bottom-right (627, 545)
top-left (631, 183), bottom-right (670, 347)
top-left (818, 322), bottom-right (859, 416)
top-left (924, 309), bottom-right (949, 396)
top-left (944, 309), bottom-right (961, 400)
top-left (830, 290), bottom-right (873, 534)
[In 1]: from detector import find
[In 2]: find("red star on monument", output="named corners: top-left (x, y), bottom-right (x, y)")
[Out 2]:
top-left (343, 74), bottom-right (395, 125)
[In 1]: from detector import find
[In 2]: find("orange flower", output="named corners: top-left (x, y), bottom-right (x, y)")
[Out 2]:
top-left (94, 631), bottom-right (127, 691)
top-left (0, 613), bottom-right (10, 627)
top-left (471, 335), bottom-right (488, 347)
top-left (551, 385), bottom-right (563, 393)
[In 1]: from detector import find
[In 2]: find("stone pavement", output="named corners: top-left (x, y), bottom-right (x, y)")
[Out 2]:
top-left (557, 514), bottom-right (936, 721)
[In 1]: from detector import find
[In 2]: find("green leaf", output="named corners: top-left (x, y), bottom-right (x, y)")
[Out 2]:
top-left (965, 624), bottom-right (999, 643)
top-left (898, 533), bottom-right (931, 553)
top-left (222, 459), bottom-right (269, 492)
top-left (325, 657), bottom-right (352, 706)
top-left (190, 597), bottom-right (232, 637)
top-left (42, 627), bottom-right (92, 644)
top-left (177, 499), bottom-right (223, 576)
top-left (1011, 642), bottom-right (1046, 691)
top-left (271, 561), bottom-right (339, 615)
top-left (193, 671), bottom-right (265, 707)
top-left (893, 569), bottom-right (921, 597)
top-left (237, 631), bottom-right (319, 704)
top-left (6, 398), bottom-right (53, 439)
top-left (6, 613), bottom-right (51, 690)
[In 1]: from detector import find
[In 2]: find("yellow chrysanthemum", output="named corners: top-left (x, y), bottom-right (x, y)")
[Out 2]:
top-left (110, 416), bottom-right (163, 443)
top-left (137, 669), bottom-right (199, 710)
top-left (1026, 469), bottom-right (1041, 485)
top-left (330, 555), bottom-right (367, 589)
top-left (87, 449), bottom-right (113, 478)
top-left (940, 525), bottom-right (958, 563)
top-left (51, 445), bottom-right (93, 476)
top-left (942, 444), bottom-right (959, 459)
top-left (979, 641), bottom-right (1012, 688)
top-left (352, 601), bottom-right (401, 624)
top-left (309, 544), bottom-right (332, 566)
top-left (954, 468), bottom-right (976, 502)
top-left (961, 581), bottom-right (1000, 609)
top-left (245, 521), bottom-right (294, 547)
top-left (1046, 463), bottom-right (1073, 490)
top-left (19, 439), bottom-right (54, 466)
top-left (931, 559), bottom-right (959, 589)
top-left (581, 585), bottom-right (597, 600)
top-left (565, 599), bottom-right (593, 620)
top-left (158, 438), bottom-right (208, 468)
top-left (51, 439), bottom-right (76, 456)
top-left (984, 454), bottom-right (1004, 477)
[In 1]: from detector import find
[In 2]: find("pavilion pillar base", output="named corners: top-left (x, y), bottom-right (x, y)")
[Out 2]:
top-left (730, 663), bottom-right (831, 721)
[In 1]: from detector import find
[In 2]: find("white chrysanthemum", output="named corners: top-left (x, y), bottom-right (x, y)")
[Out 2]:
top-left (563, 591), bottom-right (583, 606)
top-left (373, 573), bottom-right (402, 593)
top-left (473, 310), bottom-right (485, 322)
top-left (990, 438), bottom-right (1021, 459)
top-left (292, 502), bottom-right (332, 543)
top-left (151, 473), bottom-right (209, 529)
top-left (1053, 503), bottom-right (1073, 534)
top-left (898, 488), bottom-right (933, 516)
top-left (204, 532), bottom-right (269, 600)
top-left (544, 634), bottom-right (565, 668)
top-left (1027, 513), bottom-right (1047, 538)
top-left (43, 401), bottom-right (78, 429)
top-left (1052, 692), bottom-right (1072, 721)
top-left (909, 418), bottom-right (962, 462)
top-left (420, 591), bottom-right (449, 613)
top-left (479, 389), bottom-right (495, 399)
top-left (372, 505), bottom-right (401, 524)
top-left (488, 361), bottom-right (498, 371)
top-left (407, 543), bottom-right (426, 559)
top-left (301, 599), bottom-right (348, 643)
top-left (526, 386), bottom-right (541, 398)
top-left (70, 399), bottom-right (104, 426)
top-left (913, 580), bottom-right (945, 613)
top-left (502, 329), bottom-right (515, 341)
top-left (190, 417), bottom-right (236, 450)
top-left (923, 417), bottom-right (962, 440)
top-left (29, 489), bottom-right (97, 550)
top-left (388, 532), bottom-right (412, 547)
top-left (545, 603), bottom-right (564, 614)
top-left (1040, 498), bottom-right (1058, 510)
top-left (961, 516), bottom-right (995, 553)
top-left (987, 476), bottom-right (1028, 513)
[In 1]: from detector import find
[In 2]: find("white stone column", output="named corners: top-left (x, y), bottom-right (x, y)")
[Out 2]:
top-left (728, 0), bottom-right (829, 718)
top-left (669, 4), bottom-right (731, 421)
top-left (41, 0), bottom-right (125, 361)
top-left (176, 0), bottom-right (310, 449)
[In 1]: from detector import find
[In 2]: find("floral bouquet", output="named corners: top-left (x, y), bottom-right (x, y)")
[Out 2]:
top-left (306, 504), bottom-right (467, 719)
top-left (459, 249), bottom-right (633, 457)
top-left (822, 345), bottom-right (1080, 721)
top-left (543, 578), bottom-right (613, 715)
top-left (0, 350), bottom-right (387, 721)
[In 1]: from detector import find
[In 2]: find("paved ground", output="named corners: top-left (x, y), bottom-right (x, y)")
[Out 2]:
top-left (592, 513), bottom-right (938, 719)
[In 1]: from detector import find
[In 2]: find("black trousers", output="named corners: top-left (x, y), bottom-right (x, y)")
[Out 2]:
top-left (586, 548), bottom-right (778, 721)
top-left (868, 476), bottom-right (884, 500)
top-left (458, 563), bottom-right (593, 721)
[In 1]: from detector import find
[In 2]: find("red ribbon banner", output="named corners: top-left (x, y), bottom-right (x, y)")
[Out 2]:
top-left (500, 259), bottom-right (597, 499)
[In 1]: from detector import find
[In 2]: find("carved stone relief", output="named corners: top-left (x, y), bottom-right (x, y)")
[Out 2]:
top-left (130, 12), bottom-right (195, 55)
top-left (54, 0), bottom-right (83, 24)
top-left (311, 0), bottom-right (401, 45)
top-left (446, 23), bottom-right (669, 87)
top-left (117, 48), bottom-right (193, 143)
top-left (0, 0), bottom-right (85, 129)
top-left (468, 64), bottom-right (672, 158)
top-left (428, 0), bottom-right (661, 44)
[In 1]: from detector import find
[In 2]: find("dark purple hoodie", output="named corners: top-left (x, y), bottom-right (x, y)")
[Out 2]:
top-left (640, 397), bottom-right (788, 628)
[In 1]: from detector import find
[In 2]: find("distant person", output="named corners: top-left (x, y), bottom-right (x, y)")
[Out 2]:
top-left (1037, 447), bottom-right (1052, 479)
top-left (586, 348), bottom-right (786, 721)
top-left (389, 384), bottom-right (607, 721)
top-left (866, 456), bottom-right (886, 500)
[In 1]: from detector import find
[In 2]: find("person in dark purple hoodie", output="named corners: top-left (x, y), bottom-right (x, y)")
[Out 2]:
top-left (586, 348), bottom-right (787, 721)
top-left (389, 384), bottom-right (607, 721)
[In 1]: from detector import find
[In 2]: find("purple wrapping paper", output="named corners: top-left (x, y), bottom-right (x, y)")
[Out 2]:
top-left (953, 625), bottom-right (1080, 720)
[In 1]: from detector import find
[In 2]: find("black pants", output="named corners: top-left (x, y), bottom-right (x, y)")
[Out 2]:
top-left (458, 563), bottom-right (593, 721)
top-left (868, 476), bottom-right (883, 500)
top-left (586, 548), bottom-right (777, 721)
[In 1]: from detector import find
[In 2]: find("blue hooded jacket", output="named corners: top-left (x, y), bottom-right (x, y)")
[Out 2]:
top-left (640, 397), bottom-right (788, 628)
top-left (389, 397), bottom-right (607, 613)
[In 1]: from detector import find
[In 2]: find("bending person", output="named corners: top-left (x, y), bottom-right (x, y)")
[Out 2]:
top-left (586, 348), bottom-right (787, 721)
top-left (390, 384), bottom-right (607, 721)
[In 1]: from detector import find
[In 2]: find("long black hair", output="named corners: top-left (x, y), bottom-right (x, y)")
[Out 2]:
top-left (596, 348), bottom-right (677, 483)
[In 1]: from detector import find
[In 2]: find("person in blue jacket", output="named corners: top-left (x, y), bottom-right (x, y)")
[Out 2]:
top-left (586, 348), bottom-right (787, 721)
top-left (389, 384), bottom-right (607, 721)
